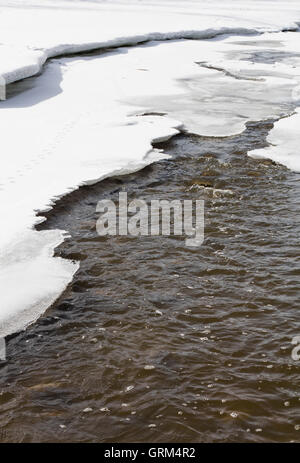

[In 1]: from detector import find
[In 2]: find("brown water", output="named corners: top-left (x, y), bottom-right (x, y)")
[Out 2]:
top-left (1, 120), bottom-right (300, 442)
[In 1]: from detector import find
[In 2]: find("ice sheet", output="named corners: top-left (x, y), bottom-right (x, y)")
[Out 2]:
top-left (1, 0), bottom-right (300, 336)
top-left (249, 109), bottom-right (300, 171)
top-left (1, 0), bottom-right (300, 85)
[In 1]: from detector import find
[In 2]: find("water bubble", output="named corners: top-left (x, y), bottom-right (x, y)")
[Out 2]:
top-left (144, 365), bottom-right (155, 370)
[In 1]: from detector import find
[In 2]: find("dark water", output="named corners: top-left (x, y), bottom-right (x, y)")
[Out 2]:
top-left (1, 120), bottom-right (300, 442)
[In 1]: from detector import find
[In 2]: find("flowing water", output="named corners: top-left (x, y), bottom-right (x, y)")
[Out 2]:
top-left (0, 120), bottom-right (300, 442)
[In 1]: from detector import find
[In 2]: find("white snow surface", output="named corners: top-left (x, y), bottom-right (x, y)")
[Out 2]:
top-left (1, 0), bottom-right (300, 85)
top-left (1, 0), bottom-right (300, 336)
top-left (249, 110), bottom-right (300, 171)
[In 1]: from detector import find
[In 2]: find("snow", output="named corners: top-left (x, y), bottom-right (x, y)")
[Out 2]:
top-left (0, 47), bottom-right (182, 335)
top-left (1, 0), bottom-right (300, 336)
top-left (249, 110), bottom-right (300, 171)
top-left (1, 0), bottom-right (300, 85)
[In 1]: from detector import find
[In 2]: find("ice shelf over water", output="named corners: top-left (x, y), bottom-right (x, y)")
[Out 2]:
top-left (1, 0), bottom-right (300, 336)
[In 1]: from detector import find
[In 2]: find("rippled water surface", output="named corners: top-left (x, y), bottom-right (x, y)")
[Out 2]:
top-left (1, 121), bottom-right (300, 442)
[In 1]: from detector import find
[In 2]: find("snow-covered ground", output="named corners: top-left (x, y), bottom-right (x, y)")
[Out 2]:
top-left (2, 0), bottom-right (300, 85)
top-left (1, 0), bottom-right (300, 336)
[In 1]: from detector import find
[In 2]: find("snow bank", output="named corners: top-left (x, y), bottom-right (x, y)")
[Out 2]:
top-left (249, 110), bottom-right (300, 171)
top-left (1, 0), bottom-right (300, 85)
top-left (0, 43), bottom-right (183, 335)
top-left (1, 0), bottom-right (300, 337)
